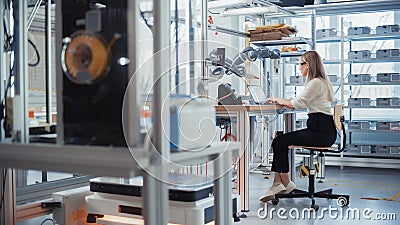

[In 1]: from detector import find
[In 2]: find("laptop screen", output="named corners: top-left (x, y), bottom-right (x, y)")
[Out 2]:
top-left (247, 85), bottom-right (268, 104)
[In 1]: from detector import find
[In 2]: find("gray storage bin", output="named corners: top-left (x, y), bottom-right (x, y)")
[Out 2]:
top-left (316, 28), bottom-right (337, 38)
top-left (328, 75), bottom-right (338, 83)
top-left (390, 98), bottom-right (400, 106)
top-left (390, 122), bottom-right (400, 130)
top-left (348, 144), bottom-right (360, 152)
top-left (376, 24), bottom-right (400, 34)
top-left (375, 145), bottom-right (389, 154)
top-left (391, 73), bottom-right (400, 81)
top-left (289, 76), bottom-right (306, 84)
top-left (389, 146), bottom-right (400, 155)
top-left (348, 121), bottom-right (370, 130)
top-left (376, 49), bottom-right (400, 59)
top-left (376, 98), bottom-right (391, 106)
top-left (376, 73), bottom-right (400, 82)
top-left (376, 122), bottom-right (390, 130)
top-left (348, 74), bottom-right (371, 83)
top-left (361, 145), bottom-right (372, 154)
top-left (348, 50), bottom-right (371, 60)
top-left (348, 98), bottom-right (371, 106)
top-left (377, 97), bottom-right (400, 106)
top-left (348, 26), bottom-right (371, 36)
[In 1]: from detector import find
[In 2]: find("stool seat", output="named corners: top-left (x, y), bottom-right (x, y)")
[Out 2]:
top-left (289, 144), bottom-right (338, 151)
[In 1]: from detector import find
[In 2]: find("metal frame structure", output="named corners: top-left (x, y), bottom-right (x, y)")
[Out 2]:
top-left (1, 1), bottom-right (241, 225)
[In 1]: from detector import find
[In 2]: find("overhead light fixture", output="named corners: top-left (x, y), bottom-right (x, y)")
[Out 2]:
top-left (208, 0), bottom-right (252, 10)
top-left (220, 6), bottom-right (277, 17)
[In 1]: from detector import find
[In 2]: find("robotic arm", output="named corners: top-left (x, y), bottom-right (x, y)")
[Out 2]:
top-left (208, 46), bottom-right (281, 79)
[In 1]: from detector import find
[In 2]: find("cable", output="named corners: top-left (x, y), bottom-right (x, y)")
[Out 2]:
top-left (28, 38), bottom-right (40, 67)
top-left (264, 113), bottom-right (279, 123)
top-left (39, 218), bottom-right (55, 225)
top-left (208, 10), bottom-right (219, 15)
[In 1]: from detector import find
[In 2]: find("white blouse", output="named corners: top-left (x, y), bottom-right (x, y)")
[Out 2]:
top-left (291, 78), bottom-right (333, 116)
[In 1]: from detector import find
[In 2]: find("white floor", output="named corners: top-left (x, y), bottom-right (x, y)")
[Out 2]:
top-left (236, 166), bottom-right (400, 225)
top-left (17, 166), bottom-right (400, 225)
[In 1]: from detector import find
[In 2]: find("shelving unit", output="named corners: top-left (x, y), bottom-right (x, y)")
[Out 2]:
top-left (275, 12), bottom-right (400, 168)
top-left (343, 26), bottom-right (400, 162)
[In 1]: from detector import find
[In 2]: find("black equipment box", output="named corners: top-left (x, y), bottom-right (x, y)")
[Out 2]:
top-left (59, 1), bottom-right (130, 146)
top-left (90, 173), bottom-right (215, 202)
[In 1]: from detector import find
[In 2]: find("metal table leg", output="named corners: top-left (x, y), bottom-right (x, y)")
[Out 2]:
top-left (214, 149), bottom-right (233, 225)
top-left (237, 110), bottom-right (250, 212)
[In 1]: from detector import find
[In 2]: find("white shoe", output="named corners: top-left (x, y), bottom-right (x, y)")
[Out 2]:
top-left (283, 181), bottom-right (296, 194)
top-left (259, 184), bottom-right (286, 202)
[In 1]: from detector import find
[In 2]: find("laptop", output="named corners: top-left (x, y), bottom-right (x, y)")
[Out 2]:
top-left (247, 85), bottom-right (269, 104)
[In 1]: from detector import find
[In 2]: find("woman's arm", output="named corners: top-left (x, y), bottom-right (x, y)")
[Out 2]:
top-left (268, 97), bottom-right (295, 110)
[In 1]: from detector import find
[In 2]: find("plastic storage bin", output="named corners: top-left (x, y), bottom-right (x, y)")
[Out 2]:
top-left (389, 146), bottom-right (400, 155)
top-left (376, 98), bottom-right (400, 106)
top-left (348, 144), bottom-right (360, 153)
top-left (376, 49), bottom-right (400, 59)
top-left (348, 50), bottom-right (371, 60)
top-left (376, 122), bottom-right (390, 130)
top-left (348, 26), bottom-right (371, 36)
top-left (316, 28), bottom-right (337, 38)
top-left (375, 145), bottom-right (389, 154)
top-left (348, 98), bottom-right (371, 106)
top-left (348, 74), bottom-right (371, 83)
top-left (361, 146), bottom-right (372, 154)
top-left (376, 24), bottom-right (399, 34)
top-left (328, 75), bottom-right (338, 83)
top-left (377, 73), bottom-right (400, 82)
top-left (348, 121), bottom-right (371, 130)
top-left (289, 76), bottom-right (306, 84)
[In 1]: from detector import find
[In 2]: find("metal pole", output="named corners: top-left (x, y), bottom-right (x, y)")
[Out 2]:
top-left (125, 0), bottom-right (141, 147)
top-left (174, 0), bottom-right (179, 93)
top-left (55, 0), bottom-right (64, 144)
top-left (187, 0), bottom-right (195, 94)
top-left (201, 0), bottom-right (208, 96)
top-left (214, 150), bottom-right (233, 225)
top-left (144, 0), bottom-right (170, 224)
top-left (2, 169), bottom-right (16, 225)
top-left (45, 0), bottom-right (52, 125)
top-left (0, 0), bottom-right (5, 141)
top-left (311, 10), bottom-right (316, 50)
top-left (14, 0), bottom-right (29, 144)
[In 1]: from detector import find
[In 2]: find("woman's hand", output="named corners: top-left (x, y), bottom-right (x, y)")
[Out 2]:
top-left (267, 96), bottom-right (295, 110)
top-left (267, 96), bottom-right (280, 104)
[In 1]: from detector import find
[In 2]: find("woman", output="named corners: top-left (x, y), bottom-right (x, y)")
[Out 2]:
top-left (259, 50), bottom-right (336, 202)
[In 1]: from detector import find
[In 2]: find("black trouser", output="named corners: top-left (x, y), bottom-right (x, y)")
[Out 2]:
top-left (271, 113), bottom-right (337, 173)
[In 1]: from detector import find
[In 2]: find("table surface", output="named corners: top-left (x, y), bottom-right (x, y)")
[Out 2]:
top-left (215, 104), bottom-right (285, 112)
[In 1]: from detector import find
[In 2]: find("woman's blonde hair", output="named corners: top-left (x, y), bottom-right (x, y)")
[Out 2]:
top-left (301, 50), bottom-right (334, 101)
